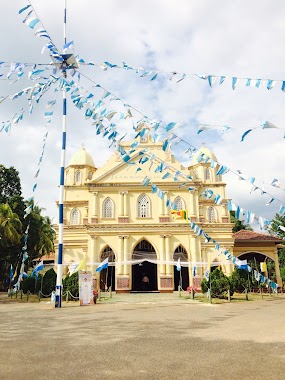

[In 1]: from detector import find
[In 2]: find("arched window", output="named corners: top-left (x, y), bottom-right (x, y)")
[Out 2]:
top-left (205, 168), bottom-right (211, 181)
top-left (137, 193), bottom-right (150, 218)
top-left (75, 170), bottom-right (81, 184)
top-left (88, 171), bottom-right (93, 180)
top-left (208, 206), bottom-right (217, 223)
top-left (102, 197), bottom-right (114, 218)
top-left (70, 208), bottom-right (80, 225)
top-left (174, 196), bottom-right (185, 211)
top-left (101, 246), bottom-right (115, 262)
top-left (173, 245), bottom-right (188, 261)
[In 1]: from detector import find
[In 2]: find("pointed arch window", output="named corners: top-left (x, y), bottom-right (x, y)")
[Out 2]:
top-left (208, 206), bottom-right (217, 223)
top-left (101, 246), bottom-right (115, 262)
top-left (102, 197), bottom-right (114, 218)
top-left (75, 170), bottom-right (81, 184)
top-left (174, 196), bottom-right (185, 211)
top-left (137, 193), bottom-right (150, 218)
top-left (70, 208), bottom-right (80, 225)
top-left (205, 168), bottom-right (211, 181)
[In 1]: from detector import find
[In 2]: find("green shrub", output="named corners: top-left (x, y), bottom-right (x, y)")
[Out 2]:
top-left (42, 268), bottom-right (57, 296)
top-left (201, 268), bottom-right (232, 298)
top-left (21, 274), bottom-right (42, 294)
top-left (63, 272), bottom-right (79, 298)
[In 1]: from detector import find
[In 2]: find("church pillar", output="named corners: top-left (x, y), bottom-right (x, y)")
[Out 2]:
top-left (89, 235), bottom-right (97, 277)
top-left (274, 250), bottom-right (282, 287)
top-left (123, 191), bottom-right (128, 216)
top-left (119, 192), bottom-right (124, 216)
top-left (117, 236), bottom-right (124, 275)
top-left (163, 191), bottom-right (169, 215)
top-left (91, 192), bottom-right (98, 224)
top-left (159, 235), bottom-right (166, 275)
top-left (123, 235), bottom-right (129, 275)
top-left (92, 192), bottom-right (98, 216)
top-left (189, 191), bottom-right (198, 221)
top-left (189, 235), bottom-right (198, 287)
top-left (116, 235), bottom-right (130, 292)
top-left (165, 235), bottom-right (172, 275)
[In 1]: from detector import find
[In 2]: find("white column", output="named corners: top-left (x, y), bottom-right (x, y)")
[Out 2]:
top-left (165, 235), bottom-right (172, 275)
top-left (92, 192), bottom-right (98, 216)
top-left (123, 191), bottom-right (128, 216)
top-left (123, 235), bottom-right (129, 275)
top-left (117, 236), bottom-right (124, 275)
top-left (159, 235), bottom-right (165, 275)
top-left (189, 235), bottom-right (198, 286)
top-left (189, 192), bottom-right (195, 215)
top-left (119, 192), bottom-right (124, 216)
top-left (90, 236), bottom-right (97, 274)
top-left (163, 191), bottom-right (168, 215)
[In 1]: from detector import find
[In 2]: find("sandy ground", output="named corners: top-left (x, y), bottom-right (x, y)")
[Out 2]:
top-left (0, 292), bottom-right (285, 380)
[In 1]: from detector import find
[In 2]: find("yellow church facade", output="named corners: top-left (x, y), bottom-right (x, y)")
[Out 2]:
top-left (56, 138), bottom-right (237, 292)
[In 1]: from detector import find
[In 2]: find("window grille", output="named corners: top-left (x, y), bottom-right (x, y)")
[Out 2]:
top-left (137, 193), bottom-right (150, 218)
top-left (75, 170), bottom-right (81, 184)
top-left (102, 197), bottom-right (114, 218)
top-left (205, 168), bottom-right (211, 181)
top-left (70, 208), bottom-right (80, 225)
top-left (208, 206), bottom-right (217, 223)
top-left (174, 196), bottom-right (185, 211)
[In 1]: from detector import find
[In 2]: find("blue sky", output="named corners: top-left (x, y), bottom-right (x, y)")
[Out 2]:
top-left (0, 0), bottom-right (285, 228)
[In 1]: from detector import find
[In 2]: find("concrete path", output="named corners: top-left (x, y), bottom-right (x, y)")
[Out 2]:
top-left (0, 293), bottom-right (284, 379)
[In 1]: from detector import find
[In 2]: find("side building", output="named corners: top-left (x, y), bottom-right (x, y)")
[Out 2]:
top-left (55, 138), bottom-right (235, 292)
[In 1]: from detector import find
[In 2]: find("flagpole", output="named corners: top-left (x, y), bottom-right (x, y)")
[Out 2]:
top-left (55, 0), bottom-right (67, 308)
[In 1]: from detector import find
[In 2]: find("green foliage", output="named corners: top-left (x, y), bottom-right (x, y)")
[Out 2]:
top-left (21, 274), bottom-right (42, 294)
top-left (63, 272), bottom-right (79, 298)
top-left (230, 268), bottom-right (255, 292)
top-left (42, 268), bottom-right (57, 296)
top-left (270, 213), bottom-right (285, 239)
top-left (201, 268), bottom-right (233, 298)
top-left (0, 203), bottom-right (22, 250)
top-left (280, 267), bottom-right (285, 284)
top-left (230, 211), bottom-right (253, 233)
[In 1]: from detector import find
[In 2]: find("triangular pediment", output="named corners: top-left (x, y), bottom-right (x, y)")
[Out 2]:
top-left (89, 144), bottom-right (188, 185)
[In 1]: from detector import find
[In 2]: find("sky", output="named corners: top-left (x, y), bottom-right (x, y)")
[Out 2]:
top-left (0, 0), bottom-right (285, 230)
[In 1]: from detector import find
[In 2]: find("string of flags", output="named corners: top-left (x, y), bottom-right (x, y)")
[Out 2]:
top-left (19, 4), bottom-right (62, 63)
top-left (196, 121), bottom-right (285, 141)
top-left (75, 71), bottom-right (285, 201)
top-left (78, 58), bottom-right (285, 94)
top-left (12, 95), bottom-right (57, 290)
top-left (119, 147), bottom-right (279, 291)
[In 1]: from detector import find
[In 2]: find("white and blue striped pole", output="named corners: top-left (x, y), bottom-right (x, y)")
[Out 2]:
top-left (55, 0), bottom-right (67, 308)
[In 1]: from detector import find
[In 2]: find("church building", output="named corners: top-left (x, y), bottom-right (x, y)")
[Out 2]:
top-left (56, 135), bottom-right (240, 292)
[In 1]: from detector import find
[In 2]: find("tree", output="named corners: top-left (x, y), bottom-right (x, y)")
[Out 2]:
top-left (42, 268), bottom-right (57, 296)
top-left (63, 272), bottom-right (79, 298)
top-left (201, 268), bottom-right (233, 298)
top-left (270, 213), bottom-right (285, 285)
top-left (0, 165), bottom-right (25, 218)
top-left (230, 211), bottom-right (253, 233)
top-left (24, 205), bottom-right (55, 267)
top-left (0, 203), bottom-right (22, 250)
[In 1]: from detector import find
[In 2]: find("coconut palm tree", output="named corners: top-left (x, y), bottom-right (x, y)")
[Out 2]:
top-left (0, 203), bottom-right (22, 249)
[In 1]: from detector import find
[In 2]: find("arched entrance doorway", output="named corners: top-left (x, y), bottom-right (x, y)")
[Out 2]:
top-left (173, 245), bottom-right (189, 290)
top-left (238, 252), bottom-right (275, 278)
top-left (100, 246), bottom-right (115, 291)
top-left (132, 240), bottom-right (158, 291)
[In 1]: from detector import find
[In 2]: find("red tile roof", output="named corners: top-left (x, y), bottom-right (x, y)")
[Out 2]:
top-left (234, 230), bottom-right (281, 242)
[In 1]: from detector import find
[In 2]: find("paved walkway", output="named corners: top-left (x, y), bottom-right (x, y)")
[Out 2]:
top-left (0, 293), bottom-right (285, 379)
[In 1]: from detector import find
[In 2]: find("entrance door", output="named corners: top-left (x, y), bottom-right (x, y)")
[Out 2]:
top-left (173, 245), bottom-right (189, 290)
top-left (100, 246), bottom-right (115, 291)
top-left (132, 240), bottom-right (157, 291)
